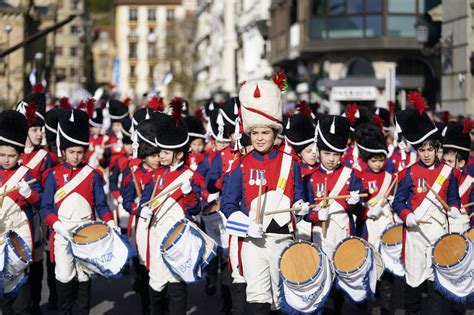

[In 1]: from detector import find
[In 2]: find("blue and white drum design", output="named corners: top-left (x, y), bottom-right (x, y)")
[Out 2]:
top-left (380, 224), bottom-right (405, 277)
top-left (278, 240), bottom-right (333, 314)
top-left (432, 233), bottom-right (473, 303)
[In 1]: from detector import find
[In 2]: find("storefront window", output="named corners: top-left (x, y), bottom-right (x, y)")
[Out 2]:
top-left (328, 16), bottom-right (363, 38)
top-left (387, 16), bottom-right (416, 37)
top-left (365, 15), bottom-right (382, 37)
top-left (328, 0), bottom-right (344, 15)
top-left (388, 0), bottom-right (416, 13)
top-left (348, 0), bottom-right (364, 14)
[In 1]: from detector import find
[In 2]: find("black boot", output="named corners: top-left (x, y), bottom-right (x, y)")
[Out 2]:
top-left (205, 256), bottom-right (218, 296)
top-left (248, 302), bottom-right (271, 315)
top-left (149, 286), bottom-right (167, 315)
top-left (221, 284), bottom-right (232, 314)
top-left (168, 283), bottom-right (187, 315)
top-left (46, 255), bottom-right (58, 310)
top-left (135, 263), bottom-right (151, 314)
top-left (231, 283), bottom-right (248, 315)
top-left (56, 280), bottom-right (76, 315)
top-left (76, 280), bottom-right (91, 315)
top-left (29, 260), bottom-right (44, 315)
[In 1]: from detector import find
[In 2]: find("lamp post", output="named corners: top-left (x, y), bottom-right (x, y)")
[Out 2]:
top-left (4, 24), bottom-right (12, 105)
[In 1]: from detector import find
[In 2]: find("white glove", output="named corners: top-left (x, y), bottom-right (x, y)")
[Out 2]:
top-left (117, 196), bottom-right (123, 204)
top-left (107, 220), bottom-right (120, 233)
top-left (140, 206), bottom-right (153, 219)
top-left (317, 207), bottom-right (329, 221)
top-left (18, 180), bottom-right (31, 198)
top-left (347, 190), bottom-right (360, 205)
top-left (247, 222), bottom-right (263, 238)
top-left (293, 200), bottom-right (310, 216)
top-left (449, 207), bottom-right (461, 219)
top-left (53, 221), bottom-right (71, 240)
top-left (393, 215), bottom-right (403, 224)
top-left (95, 146), bottom-right (104, 159)
top-left (367, 205), bottom-right (383, 219)
top-left (405, 213), bottom-right (418, 228)
top-left (181, 179), bottom-right (192, 195)
top-left (207, 193), bottom-right (219, 203)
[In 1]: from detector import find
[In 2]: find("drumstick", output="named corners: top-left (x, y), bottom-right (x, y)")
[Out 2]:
top-left (462, 202), bottom-right (474, 208)
top-left (255, 171), bottom-right (263, 225)
top-left (0, 181), bottom-right (5, 208)
top-left (141, 183), bottom-right (183, 207)
top-left (0, 179), bottom-right (37, 198)
top-left (131, 166), bottom-right (142, 199)
top-left (424, 182), bottom-right (450, 212)
top-left (147, 193), bottom-right (171, 227)
top-left (381, 174), bottom-right (398, 207)
top-left (416, 220), bottom-right (432, 224)
top-left (322, 178), bottom-right (328, 238)
top-left (151, 175), bottom-right (161, 200)
top-left (265, 193), bottom-right (369, 215)
top-left (73, 233), bottom-right (87, 238)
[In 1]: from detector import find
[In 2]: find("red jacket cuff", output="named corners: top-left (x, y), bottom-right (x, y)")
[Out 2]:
top-left (183, 193), bottom-right (197, 207)
top-left (309, 211), bottom-right (320, 223)
top-left (45, 214), bottom-right (59, 227)
top-left (101, 212), bottom-right (114, 222)
top-left (400, 209), bottom-right (412, 222)
top-left (27, 190), bottom-right (40, 205)
top-left (112, 191), bottom-right (121, 200)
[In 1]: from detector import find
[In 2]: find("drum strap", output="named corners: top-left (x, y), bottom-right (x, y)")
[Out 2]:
top-left (415, 164), bottom-right (452, 220)
top-left (25, 149), bottom-right (47, 170)
top-left (149, 169), bottom-right (193, 211)
top-left (3, 166), bottom-right (29, 190)
top-left (275, 144), bottom-right (293, 207)
top-left (328, 167), bottom-right (352, 199)
top-left (459, 175), bottom-right (473, 198)
top-left (54, 165), bottom-right (94, 204)
top-left (374, 173), bottom-right (392, 201)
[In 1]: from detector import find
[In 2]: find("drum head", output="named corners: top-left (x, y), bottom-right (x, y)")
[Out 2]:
top-left (465, 228), bottom-right (474, 243)
top-left (381, 225), bottom-right (402, 245)
top-left (433, 234), bottom-right (468, 267)
top-left (163, 220), bottom-right (185, 250)
top-left (9, 233), bottom-right (29, 262)
top-left (280, 242), bottom-right (320, 283)
top-left (73, 223), bottom-right (109, 244)
top-left (334, 238), bottom-right (367, 273)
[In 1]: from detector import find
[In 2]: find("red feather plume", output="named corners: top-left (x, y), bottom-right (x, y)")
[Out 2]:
top-left (440, 111), bottom-right (449, 123)
top-left (388, 100), bottom-right (395, 117)
top-left (296, 100), bottom-right (312, 117)
top-left (372, 115), bottom-right (384, 129)
top-left (463, 118), bottom-right (472, 134)
top-left (346, 103), bottom-right (358, 125)
top-left (59, 97), bottom-right (72, 110)
top-left (123, 97), bottom-right (132, 107)
top-left (272, 70), bottom-right (287, 91)
top-left (408, 92), bottom-right (426, 115)
top-left (147, 96), bottom-right (164, 112)
top-left (25, 101), bottom-right (37, 127)
top-left (169, 97), bottom-right (184, 126)
top-left (33, 83), bottom-right (44, 94)
top-left (194, 108), bottom-right (204, 122)
top-left (85, 98), bottom-right (96, 118)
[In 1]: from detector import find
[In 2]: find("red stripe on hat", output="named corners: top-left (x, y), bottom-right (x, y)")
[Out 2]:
top-left (241, 104), bottom-right (282, 124)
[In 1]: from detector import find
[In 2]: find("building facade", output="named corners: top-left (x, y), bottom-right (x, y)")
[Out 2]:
top-left (269, 0), bottom-right (441, 114)
top-left (115, 0), bottom-right (196, 101)
top-left (92, 31), bottom-right (117, 86)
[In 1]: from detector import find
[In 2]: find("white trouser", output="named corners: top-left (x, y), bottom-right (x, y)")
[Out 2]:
top-left (54, 232), bottom-right (90, 283)
top-left (228, 235), bottom-right (245, 284)
top-left (241, 233), bottom-right (292, 306)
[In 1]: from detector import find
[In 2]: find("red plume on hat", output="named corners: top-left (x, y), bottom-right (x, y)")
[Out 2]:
top-left (59, 97), bottom-right (72, 110)
top-left (408, 92), bottom-right (426, 115)
top-left (169, 97), bottom-right (184, 126)
top-left (85, 98), bottom-right (96, 118)
top-left (25, 101), bottom-right (37, 127)
top-left (195, 108), bottom-right (204, 122)
top-left (372, 115), bottom-right (384, 129)
top-left (463, 117), bottom-right (472, 134)
top-left (123, 97), bottom-right (132, 107)
top-left (272, 70), bottom-right (288, 92)
top-left (440, 111), bottom-right (449, 124)
top-left (346, 103), bottom-right (358, 125)
top-left (32, 83), bottom-right (44, 94)
top-left (147, 96), bottom-right (164, 112)
top-left (296, 100), bottom-right (312, 117)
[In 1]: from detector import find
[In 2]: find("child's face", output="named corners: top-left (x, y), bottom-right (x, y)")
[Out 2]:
top-left (299, 143), bottom-right (318, 167)
top-left (367, 155), bottom-right (386, 173)
top-left (0, 145), bottom-right (20, 170)
top-left (63, 146), bottom-right (85, 167)
top-left (90, 127), bottom-right (101, 136)
top-left (159, 149), bottom-right (184, 167)
top-left (27, 126), bottom-right (43, 146)
top-left (417, 143), bottom-right (437, 167)
top-left (319, 150), bottom-right (341, 170)
top-left (190, 138), bottom-right (205, 154)
top-left (442, 151), bottom-right (465, 169)
top-left (250, 127), bottom-right (275, 154)
top-left (111, 122), bottom-right (122, 135)
top-left (124, 143), bottom-right (133, 155)
top-left (144, 153), bottom-right (160, 170)
top-left (215, 140), bottom-right (229, 151)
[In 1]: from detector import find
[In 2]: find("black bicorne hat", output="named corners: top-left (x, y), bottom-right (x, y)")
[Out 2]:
top-left (219, 97), bottom-right (240, 132)
top-left (372, 107), bottom-right (391, 130)
top-left (44, 108), bottom-right (63, 145)
top-left (89, 108), bottom-right (103, 128)
top-left (208, 109), bottom-right (232, 142)
top-left (155, 112), bottom-right (189, 152)
top-left (0, 110), bottom-right (28, 152)
top-left (136, 114), bottom-right (161, 159)
top-left (16, 92), bottom-right (47, 128)
top-left (107, 99), bottom-right (129, 122)
top-left (394, 108), bottom-right (439, 149)
top-left (354, 122), bottom-right (388, 161)
top-left (121, 116), bottom-right (133, 144)
top-left (316, 115), bottom-right (351, 153)
top-left (443, 121), bottom-right (471, 162)
top-left (185, 116), bottom-right (207, 143)
top-left (58, 109), bottom-right (89, 152)
top-left (285, 113), bottom-right (316, 153)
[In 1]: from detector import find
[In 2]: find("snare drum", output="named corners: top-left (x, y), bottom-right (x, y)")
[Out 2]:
top-left (161, 219), bottom-right (218, 283)
top-left (432, 233), bottom-right (473, 302)
top-left (278, 241), bottom-right (333, 314)
top-left (70, 222), bottom-right (130, 278)
top-left (380, 224), bottom-right (404, 277)
top-left (1, 230), bottom-right (32, 297)
top-left (333, 237), bottom-right (379, 303)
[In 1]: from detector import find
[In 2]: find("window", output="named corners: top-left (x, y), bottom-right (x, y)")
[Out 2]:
top-left (130, 27), bottom-right (138, 38)
top-left (71, 0), bottom-right (79, 10)
top-left (130, 65), bottom-right (136, 78)
top-left (290, 0), bottom-right (298, 24)
top-left (148, 45), bottom-right (157, 58)
top-left (70, 67), bottom-right (77, 77)
top-left (166, 9), bottom-right (175, 21)
top-left (129, 8), bottom-right (138, 21)
top-left (388, 0), bottom-right (416, 13)
top-left (129, 43), bottom-right (137, 58)
top-left (70, 25), bottom-right (80, 34)
top-left (148, 9), bottom-right (156, 21)
top-left (346, 58), bottom-right (375, 76)
top-left (55, 46), bottom-right (63, 56)
top-left (149, 65), bottom-right (154, 79)
top-left (387, 16), bottom-right (416, 37)
top-left (70, 46), bottom-right (77, 57)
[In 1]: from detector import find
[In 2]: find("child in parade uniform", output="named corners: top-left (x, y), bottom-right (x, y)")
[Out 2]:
top-left (392, 93), bottom-right (461, 315)
top-left (40, 109), bottom-right (116, 315)
top-left (184, 115), bottom-right (207, 171)
top-left (138, 98), bottom-right (203, 315)
top-left (221, 78), bottom-right (307, 314)
top-left (0, 110), bottom-right (43, 315)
